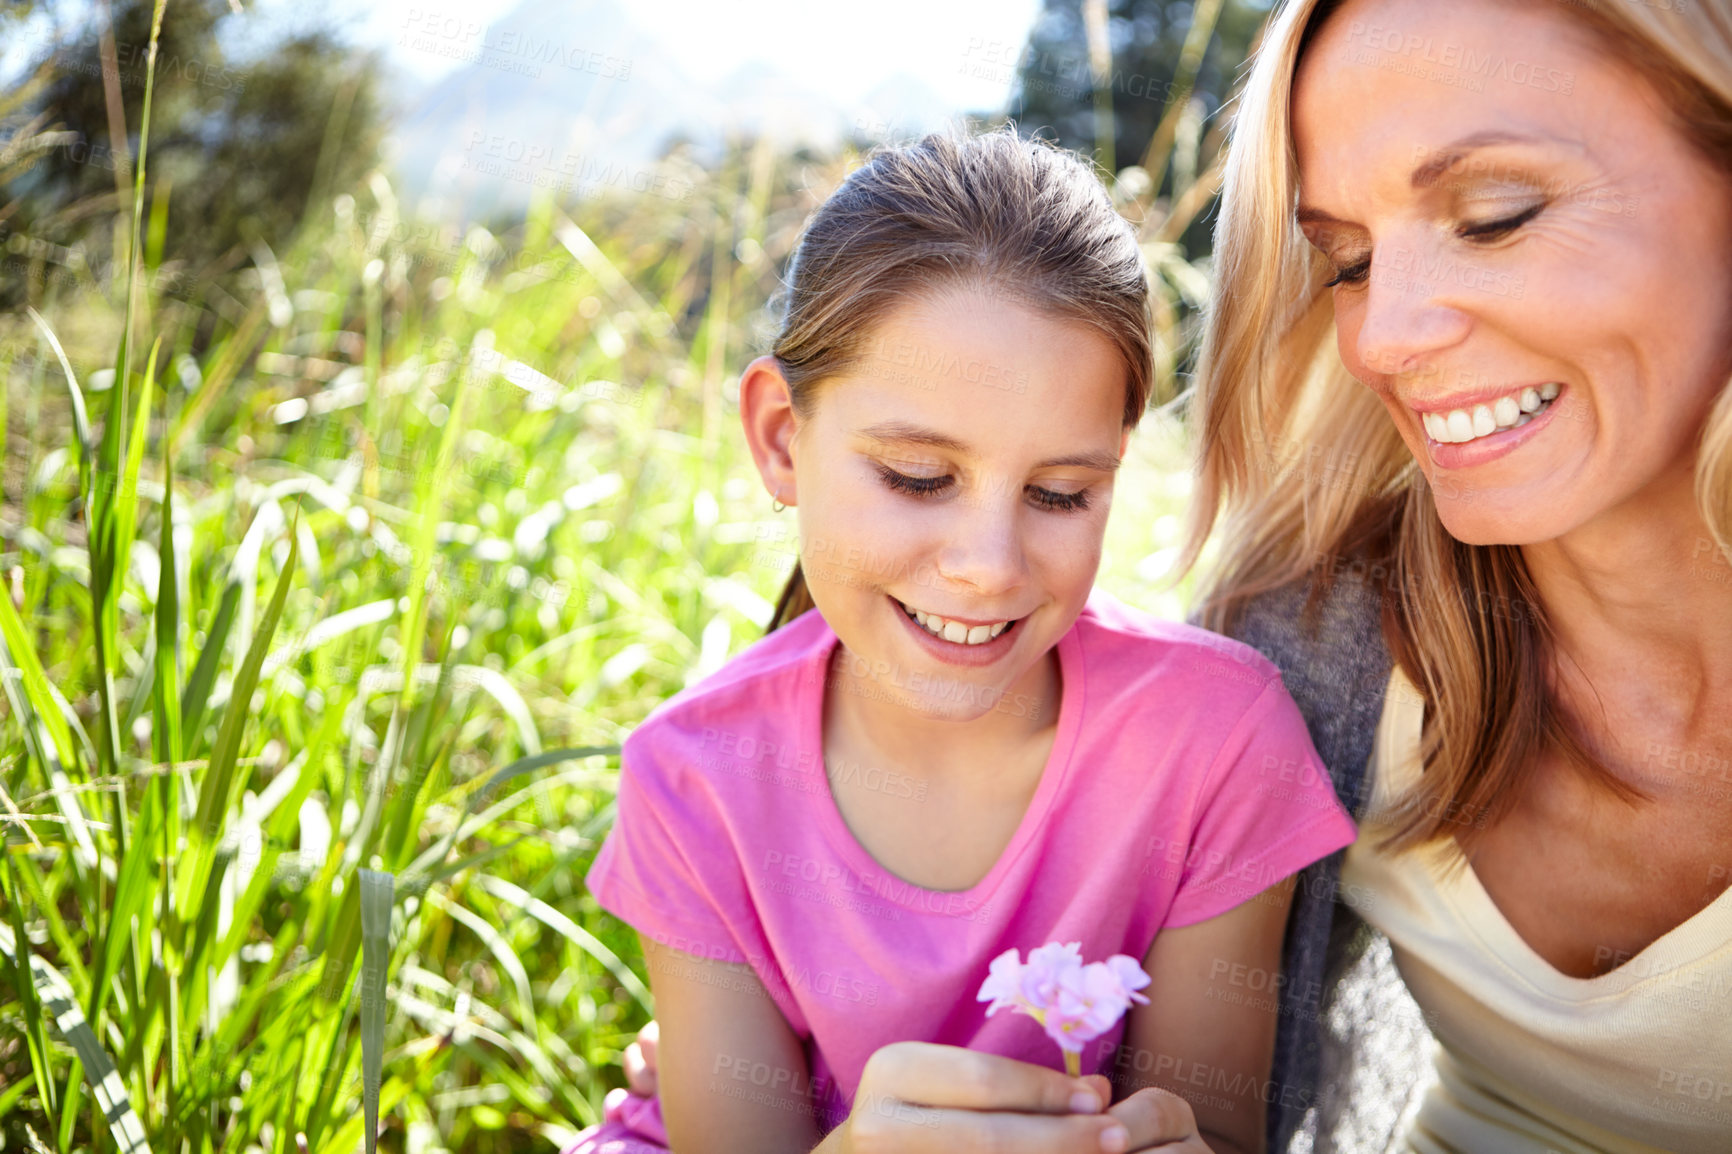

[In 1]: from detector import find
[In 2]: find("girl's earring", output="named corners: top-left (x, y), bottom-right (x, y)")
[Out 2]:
top-left (772, 490), bottom-right (787, 513)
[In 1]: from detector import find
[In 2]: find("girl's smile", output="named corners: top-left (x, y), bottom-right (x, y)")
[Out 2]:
top-left (739, 283), bottom-right (1130, 722)
top-left (888, 593), bottom-right (1024, 669)
top-left (893, 595), bottom-right (1017, 645)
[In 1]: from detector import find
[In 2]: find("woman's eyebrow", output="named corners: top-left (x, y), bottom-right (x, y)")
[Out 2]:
top-left (1410, 130), bottom-right (1552, 189)
top-left (1296, 204), bottom-right (1347, 226)
top-left (1297, 131), bottom-right (1562, 224)
top-left (857, 421), bottom-right (1120, 472)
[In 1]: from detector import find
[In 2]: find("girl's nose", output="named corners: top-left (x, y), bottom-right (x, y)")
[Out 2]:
top-left (932, 487), bottom-right (1027, 596)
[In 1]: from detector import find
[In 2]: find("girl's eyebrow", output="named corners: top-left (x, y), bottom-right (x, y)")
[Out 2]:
top-left (857, 420), bottom-right (1121, 472)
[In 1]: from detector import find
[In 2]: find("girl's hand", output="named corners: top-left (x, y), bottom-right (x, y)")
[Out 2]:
top-left (826, 1041), bottom-right (1128, 1154)
top-left (1106, 1087), bottom-right (1220, 1153)
top-left (623, 1020), bottom-right (658, 1097)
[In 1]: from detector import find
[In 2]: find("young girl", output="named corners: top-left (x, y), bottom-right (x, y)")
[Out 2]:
top-left (567, 130), bottom-right (1355, 1154)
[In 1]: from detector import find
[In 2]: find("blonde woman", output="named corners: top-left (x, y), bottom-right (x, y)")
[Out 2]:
top-left (605, 0), bottom-right (1732, 1150)
top-left (1186, 0), bottom-right (1732, 1150)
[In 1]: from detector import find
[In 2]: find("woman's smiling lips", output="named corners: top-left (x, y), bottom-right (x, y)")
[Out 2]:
top-left (888, 594), bottom-right (1025, 668)
top-left (1418, 383), bottom-right (1567, 471)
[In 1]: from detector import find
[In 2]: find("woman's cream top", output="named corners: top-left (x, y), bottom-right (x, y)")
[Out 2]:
top-left (1340, 666), bottom-right (1732, 1154)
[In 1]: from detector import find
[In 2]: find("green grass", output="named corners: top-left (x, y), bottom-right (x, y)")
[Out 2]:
top-left (0, 10), bottom-right (1224, 1152)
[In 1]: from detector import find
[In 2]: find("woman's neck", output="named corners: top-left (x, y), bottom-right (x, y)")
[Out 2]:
top-left (1522, 464), bottom-right (1732, 751)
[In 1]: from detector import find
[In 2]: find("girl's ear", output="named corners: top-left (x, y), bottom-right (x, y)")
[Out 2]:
top-left (739, 354), bottom-right (802, 507)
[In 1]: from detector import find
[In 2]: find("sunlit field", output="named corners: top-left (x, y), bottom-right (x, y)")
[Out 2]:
top-left (0, 9), bottom-right (1222, 1151)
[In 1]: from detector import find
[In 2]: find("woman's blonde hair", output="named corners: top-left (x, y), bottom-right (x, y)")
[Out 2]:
top-left (766, 129), bottom-right (1154, 631)
top-left (1183, 0), bottom-right (1732, 851)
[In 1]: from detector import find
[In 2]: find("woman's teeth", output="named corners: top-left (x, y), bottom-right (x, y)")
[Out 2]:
top-left (899, 601), bottom-right (1012, 645)
top-left (1422, 382), bottom-right (1560, 444)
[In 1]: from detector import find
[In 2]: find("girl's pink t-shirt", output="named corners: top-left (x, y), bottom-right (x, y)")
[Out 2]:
top-left (586, 590), bottom-right (1356, 1130)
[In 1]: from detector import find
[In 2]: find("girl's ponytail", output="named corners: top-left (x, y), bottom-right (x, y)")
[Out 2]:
top-left (768, 563), bottom-right (816, 634)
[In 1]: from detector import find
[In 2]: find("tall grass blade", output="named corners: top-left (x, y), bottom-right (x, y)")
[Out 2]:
top-left (400, 746), bottom-right (616, 885)
top-left (113, 339), bottom-right (161, 623)
top-left (395, 369), bottom-right (474, 719)
top-left (425, 890), bottom-right (534, 1026)
top-left (113, 0), bottom-right (170, 432)
top-left (358, 868), bottom-right (395, 1154)
top-left (153, 434), bottom-right (183, 767)
top-left (1, 861), bottom-right (58, 1122)
top-left (176, 507), bottom-right (303, 995)
top-left (192, 505), bottom-right (302, 845)
top-left (0, 922), bottom-right (152, 1154)
top-left (24, 308), bottom-right (92, 505)
top-left (320, 1078), bottom-right (411, 1154)
top-left (0, 595), bottom-right (79, 778)
top-left (476, 874), bottom-right (652, 1014)
top-left (180, 579), bottom-right (243, 745)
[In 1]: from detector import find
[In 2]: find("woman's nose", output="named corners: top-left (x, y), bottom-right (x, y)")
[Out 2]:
top-left (1351, 241), bottom-right (1474, 379)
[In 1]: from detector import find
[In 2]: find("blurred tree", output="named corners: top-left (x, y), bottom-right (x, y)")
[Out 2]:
top-left (1, 0), bottom-right (385, 283)
top-left (1009, 0), bottom-right (1271, 241)
top-left (995, 0), bottom-right (1271, 398)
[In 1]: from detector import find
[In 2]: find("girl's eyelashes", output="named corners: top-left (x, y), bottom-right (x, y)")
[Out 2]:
top-left (873, 463), bottom-right (1094, 512)
top-left (1028, 486), bottom-right (1091, 512)
top-left (875, 463), bottom-right (952, 497)
top-left (1322, 203), bottom-right (1546, 289)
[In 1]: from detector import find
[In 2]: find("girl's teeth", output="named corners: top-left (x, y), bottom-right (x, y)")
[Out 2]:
top-left (900, 601), bottom-right (1014, 645)
top-left (1424, 384), bottom-right (1563, 444)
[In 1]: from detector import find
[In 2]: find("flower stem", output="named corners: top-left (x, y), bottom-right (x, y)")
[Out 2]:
top-left (1065, 1051), bottom-right (1081, 1078)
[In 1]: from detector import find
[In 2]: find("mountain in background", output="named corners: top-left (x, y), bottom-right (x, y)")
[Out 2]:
top-left (381, 0), bottom-right (970, 222)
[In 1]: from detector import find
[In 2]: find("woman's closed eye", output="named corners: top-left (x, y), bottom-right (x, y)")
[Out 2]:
top-left (1322, 203), bottom-right (1546, 289)
top-left (1323, 255), bottom-right (1372, 288)
top-left (1456, 201), bottom-right (1544, 242)
top-left (874, 463), bottom-right (1093, 512)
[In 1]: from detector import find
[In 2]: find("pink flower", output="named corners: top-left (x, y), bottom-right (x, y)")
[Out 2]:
top-left (977, 942), bottom-right (1152, 1072)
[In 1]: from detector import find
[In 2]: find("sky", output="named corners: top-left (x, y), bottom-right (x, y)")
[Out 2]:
top-left (343, 0), bottom-right (1047, 121)
top-left (4, 0), bottom-right (1046, 123)
top-left (0, 0), bottom-right (1054, 216)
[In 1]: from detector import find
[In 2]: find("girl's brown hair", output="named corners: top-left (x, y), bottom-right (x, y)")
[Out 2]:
top-left (764, 128), bottom-right (1155, 632)
top-left (1183, 0), bottom-right (1732, 853)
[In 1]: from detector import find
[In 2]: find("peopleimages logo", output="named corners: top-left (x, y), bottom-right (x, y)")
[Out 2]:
top-left (762, 850), bottom-right (993, 922)
top-left (818, 647), bottom-right (1043, 720)
top-left (1344, 21), bottom-right (1575, 94)
top-left (1381, 248), bottom-right (1525, 300)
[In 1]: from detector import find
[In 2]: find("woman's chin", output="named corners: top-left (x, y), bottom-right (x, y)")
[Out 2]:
top-left (1432, 497), bottom-right (1570, 548)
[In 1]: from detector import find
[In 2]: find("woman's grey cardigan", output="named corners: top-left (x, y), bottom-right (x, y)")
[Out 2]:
top-left (1213, 573), bottom-right (1436, 1154)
